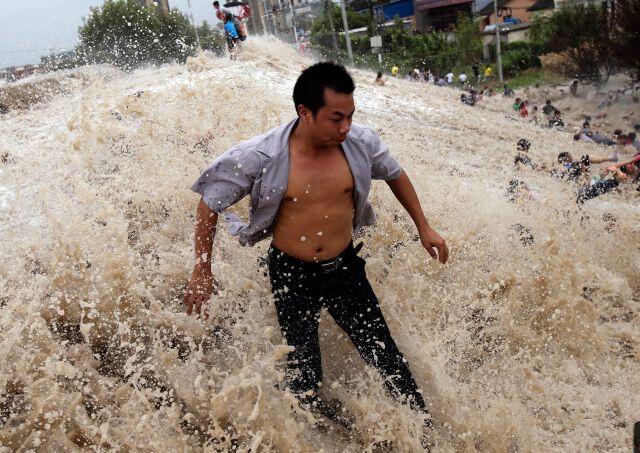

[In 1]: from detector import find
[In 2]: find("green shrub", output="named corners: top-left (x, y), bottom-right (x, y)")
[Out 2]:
top-left (502, 45), bottom-right (542, 76)
top-left (527, 4), bottom-right (613, 83)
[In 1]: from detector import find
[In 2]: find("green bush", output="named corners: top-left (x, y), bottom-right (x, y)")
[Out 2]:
top-left (502, 48), bottom-right (541, 77)
top-left (527, 4), bottom-right (613, 83)
top-left (197, 21), bottom-right (227, 56)
top-left (310, 8), bottom-right (480, 76)
top-left (610, 0), bottom-right (640, 81)
top-left (78, 0), bottom-right (198, 70)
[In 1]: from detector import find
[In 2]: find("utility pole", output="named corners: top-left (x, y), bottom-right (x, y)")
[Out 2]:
top-left (493, 0), bottom-right (503, 82)
top-left (340, 0), bottom-right (354, 64)
top-left (326, 0), bottom-right (338, 50)
top-left (186, 0), bottom-right (201, 48)
top-left (289, 0), bottom-right (299, 44)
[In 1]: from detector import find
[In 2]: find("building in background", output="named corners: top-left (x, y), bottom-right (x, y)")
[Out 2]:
top-left (414, 0), bottom-right (473, 31)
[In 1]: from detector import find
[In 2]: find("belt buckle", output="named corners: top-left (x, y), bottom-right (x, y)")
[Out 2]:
top-left (320, 256), bottom-right (343, 273)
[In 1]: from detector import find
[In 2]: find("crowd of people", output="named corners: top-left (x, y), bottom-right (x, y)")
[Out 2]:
top-left (381, 63), bottom-right (494, 90)
top-left (510, 135), bottom-right (639, 203)
top-left (373, 65), bottom-right (638, 241)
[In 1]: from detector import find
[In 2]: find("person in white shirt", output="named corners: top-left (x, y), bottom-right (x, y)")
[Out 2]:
top-left (445, 72), bottom-right (454, 84)
top-left (458, 73), bottom-right (467, 83)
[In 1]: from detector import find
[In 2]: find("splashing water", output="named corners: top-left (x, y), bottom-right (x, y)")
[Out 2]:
top-left (1, 37), bottom-right (639, 451)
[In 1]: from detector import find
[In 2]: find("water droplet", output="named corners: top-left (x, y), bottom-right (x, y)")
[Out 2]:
top-left (300, 236), bottom-right (306, 241)
top-left (317, 231), bottom-right (323, 236)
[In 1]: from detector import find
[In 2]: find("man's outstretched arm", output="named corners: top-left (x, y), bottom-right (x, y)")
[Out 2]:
top-left (184, 197), bottom-right (219, 317)
top-left (386, 171), bottom-right (449, 264)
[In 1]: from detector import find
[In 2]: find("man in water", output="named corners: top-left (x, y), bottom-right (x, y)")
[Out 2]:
top-left (184, 62), bottom-right (448, 427)
top-left (213, 1), bottom-right (247, 41)
top-left (514, 138), bottom-right (534, 168)
top-left (223, 14), bottom-right (239, 60)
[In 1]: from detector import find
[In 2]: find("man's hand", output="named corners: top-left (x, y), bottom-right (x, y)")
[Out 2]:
top-left (419, 226), bottom-right (449, 264)
top-left (184, 267), bottom-right (218, 318)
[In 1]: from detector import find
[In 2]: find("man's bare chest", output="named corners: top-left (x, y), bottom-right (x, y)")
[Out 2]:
top-left (284, 149), bottom-right (354, 202)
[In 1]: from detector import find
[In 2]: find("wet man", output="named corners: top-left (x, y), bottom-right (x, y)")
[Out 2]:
top-left (184, 62), bottom-right (448, 425)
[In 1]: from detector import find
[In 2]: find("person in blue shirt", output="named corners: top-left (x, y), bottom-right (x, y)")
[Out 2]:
top-left (224, 14), bottom-right (239, 59)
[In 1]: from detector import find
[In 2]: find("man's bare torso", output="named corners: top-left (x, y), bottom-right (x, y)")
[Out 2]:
top-left (272, 145), bottom-right (354, 262)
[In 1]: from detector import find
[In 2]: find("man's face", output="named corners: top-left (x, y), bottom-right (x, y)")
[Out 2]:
top-left (304, 88), bottom-right (355, 147)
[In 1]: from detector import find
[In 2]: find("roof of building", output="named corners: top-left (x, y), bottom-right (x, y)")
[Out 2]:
top-left (415, 0), bottom-right (471, 11)
top-left (527, 0), bottom-right (554, 11)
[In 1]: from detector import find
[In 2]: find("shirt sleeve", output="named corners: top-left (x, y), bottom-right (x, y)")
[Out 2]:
top-left (368, 129), bottom-right (403, 180)
top-left (190, 145), bottom-right (262, 213)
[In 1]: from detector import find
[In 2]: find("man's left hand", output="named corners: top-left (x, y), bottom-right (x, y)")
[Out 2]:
top-left (419, 226), bottom-right (449, 264)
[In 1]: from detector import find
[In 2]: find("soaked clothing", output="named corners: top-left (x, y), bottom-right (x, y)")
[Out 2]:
top-left (224, 21), bottom-right (239, 39)
top-left (191, 119), bottom-right (402, 246)
top-left (577, 178), bottom-right (619, 203)
top-left (267, 242), bottom-right (427, 411)
top-left (514, 153), bottom-right (532, 167)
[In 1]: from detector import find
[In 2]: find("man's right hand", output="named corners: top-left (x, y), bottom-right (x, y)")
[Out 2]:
top-left (184, 267), bottom-right (218, 318)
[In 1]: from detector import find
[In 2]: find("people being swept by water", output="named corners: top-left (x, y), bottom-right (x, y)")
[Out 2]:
top-left (375, 71), bottom-right (385, 86)
top-left (460, 89), bottom-right (480, 106)
top-left (184, 62), bottom-right (448, 433)
top-left (503, 84), bottom-right (515, 97)
top-left (512, 97), bottom-right (522, 112)
top-left (551, 152), bottom-right (617, 181)
top-left (213, 1), bottom-right (247, 41)
top-left (548, 110), bottom-right (564, 128)
top-left (577, 158), bottom-right (640, 203)
top-left (573, 130), bottom-right (616, 146)
top-left (570, 80), bottom-right (579, 97)
top-left (223, 14), bottom-right (239, 60)
top-left (518, 100), bottom-right (529, 118)
top-left (542, 99), bottom-right (556, 117)
top-left (529, 105), bottom-right (539, 125)
top-left (504, 179), bottom-right (536, 245)
top-left (514, 138), bottom-right (542, 169)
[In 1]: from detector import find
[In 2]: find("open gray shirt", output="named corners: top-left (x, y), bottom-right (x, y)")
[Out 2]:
top-left (191, 118), bottom-right (403, 246)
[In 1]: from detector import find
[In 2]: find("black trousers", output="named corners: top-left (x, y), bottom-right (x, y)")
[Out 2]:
top-left (267, 242), bottom-right (427, 411)
top-left (577, 178), bottom-right (619, 203)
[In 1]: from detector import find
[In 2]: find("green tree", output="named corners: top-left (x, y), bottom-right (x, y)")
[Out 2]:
top-left (529, 4), bottom-right (614, 84)
top-left (611, 0), bottom-right (640, 81)
top-left (197, 21), bottom-right (227, 56)
top-left (78, 0), bottom-right (197, 70)
top-left (453, 13), bottom-right (482, 69)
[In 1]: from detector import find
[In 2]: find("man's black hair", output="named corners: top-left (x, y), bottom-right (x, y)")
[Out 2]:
top-left (545, 99), bottom-right (551, 105)
top-left (292, 62), bottom-right (355, 116)
top-left (629, 132), bottom-right (637, 141)
top-left (213, 1), bottom-right (220, 6)
top-left (558, 152), bottom-right (572, 163)
top-left (573, 133), bottom-right (581, 141)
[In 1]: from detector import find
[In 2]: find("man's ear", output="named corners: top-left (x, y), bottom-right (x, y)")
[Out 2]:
top-left (297, 105), bottom-right (312, 122)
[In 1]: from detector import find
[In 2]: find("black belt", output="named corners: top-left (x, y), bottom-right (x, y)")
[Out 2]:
top-left (269, 241), bottom-right (364, 274)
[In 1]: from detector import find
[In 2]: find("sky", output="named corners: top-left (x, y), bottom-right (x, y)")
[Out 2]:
top-left (0, 0), bottom-right (220, 68)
